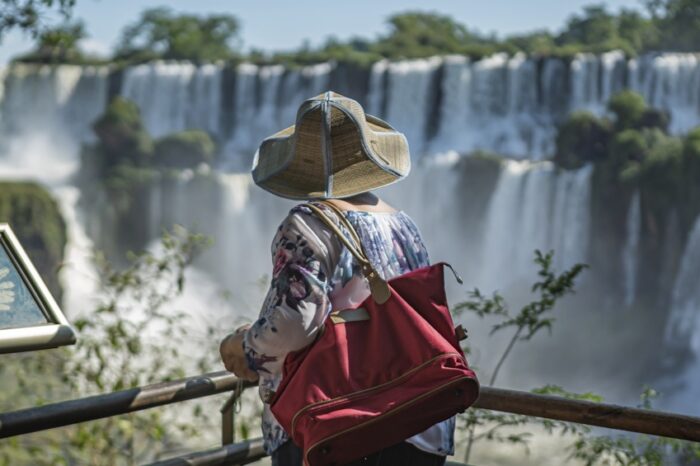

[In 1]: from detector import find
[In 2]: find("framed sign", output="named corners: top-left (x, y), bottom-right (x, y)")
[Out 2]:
top-left (0, 224), bottom-right (76, 353)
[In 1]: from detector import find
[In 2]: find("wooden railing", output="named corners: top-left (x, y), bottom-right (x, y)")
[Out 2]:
top-left (1, 371), bottom-right (700, 465)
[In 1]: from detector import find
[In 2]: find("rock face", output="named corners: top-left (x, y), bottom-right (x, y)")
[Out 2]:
top-left (0, 182), bottom-right (67, 300)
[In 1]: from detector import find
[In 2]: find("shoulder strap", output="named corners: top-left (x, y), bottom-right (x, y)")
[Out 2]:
top-left (305, 202), bottom-right (368, 267)
top-left (316, 200), bottom-right (363, 248)
top-left (305, 202), bottom-right (391, 304)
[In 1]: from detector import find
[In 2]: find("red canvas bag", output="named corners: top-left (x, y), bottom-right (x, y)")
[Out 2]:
top-left (270, 202), bottom-right (479, 466)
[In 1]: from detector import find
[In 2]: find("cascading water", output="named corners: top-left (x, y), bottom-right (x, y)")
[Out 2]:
top-left (0, 64), bottom-right (107, 319)
top-left (663, 214), bottom-right (700, 412)
top-left (478, 161), bottom-right (592, 292)
top-left (121, 62), bottom-right (224, 138)
top-left (377, 57), bottom-right (442, 153)
top-left (622, 191), bottom-right (642, 308)
top-left (630, 53), bottom-right (700, 134)
top-left (3, 53), bottom-right (700, 463)
top-left (109, 52), bottom-right (700, 163)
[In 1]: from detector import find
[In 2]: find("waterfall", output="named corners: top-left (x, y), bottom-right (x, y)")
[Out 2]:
top-left (478, 161), bottom-right (592, 292)
top-left (366, 60), bottom-right (389, 117)
top-left (379, 57), bottom-right (442, 154)
top-left (3, 53), bottom-right (700, 423)
top-left (630, 54), bottom-right (700, 134)
top-left (37, 52), bottom-right (691, 161)
top-left (0, 64), bottom-right (108, 181)
top-left (223, 64), bottom-right (285, 166)
top-left (622, 191), bottom-right (642, 307)
top-left (276, 63), bottom-right (332, 127)
top-left (0, 63), bottom-right (108, 143)
top-left (666, 215), bottom-right (700, 352)
top-left (662, 214), bottom-right (700, 413)
top-left (121, 62), bottom-right (224, 138)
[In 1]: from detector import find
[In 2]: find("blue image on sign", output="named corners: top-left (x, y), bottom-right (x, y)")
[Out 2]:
top-left (0, 243), bottom-right (48, 330)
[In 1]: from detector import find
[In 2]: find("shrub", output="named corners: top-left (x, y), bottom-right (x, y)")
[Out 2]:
top-left (0, 182), bottom-right (67, 298)
top-left (554, 111), bottom-right (611, 169)
top-left (153, 130), bottom-right (217, 169)
top-left (92, 97), bottom-right (153, 169)
top-left (608, 90), bottom-right (647, 131)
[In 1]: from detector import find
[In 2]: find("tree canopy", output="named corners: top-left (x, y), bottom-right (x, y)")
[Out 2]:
top-left (114, 7), bottom-right (241, 62)
top-left (14, 20), bottom-right (86, 62)
top-left (371, 12), bottom-right (491, 58)
top-left (7, 0), bottom-right (700, 65)
top-left (0, 0), bottom-right (75, 38)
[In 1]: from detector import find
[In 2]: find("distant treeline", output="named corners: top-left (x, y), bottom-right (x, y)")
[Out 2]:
top-left (11, 0), bottom-right (700, 66)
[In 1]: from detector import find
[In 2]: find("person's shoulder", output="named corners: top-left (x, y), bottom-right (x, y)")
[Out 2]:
top-left (275, 203), bottom-right (329, 236)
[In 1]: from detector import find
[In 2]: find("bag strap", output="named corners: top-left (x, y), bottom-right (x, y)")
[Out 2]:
top-left (317, 200), bottom-right (363, 249)
top-left (305, 201), bottom-right (391, 304)
top-left (305, 202), bottom-right (369, 267)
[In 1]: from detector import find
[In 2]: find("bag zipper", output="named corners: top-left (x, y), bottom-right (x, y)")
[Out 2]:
top-left (304, 375), bottom-right (473, 465)
top-left (290, 351), bottom-right (464, 438)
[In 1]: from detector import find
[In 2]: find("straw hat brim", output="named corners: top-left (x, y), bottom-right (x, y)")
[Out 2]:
top-left (252, 96), bottom-right (410, 200)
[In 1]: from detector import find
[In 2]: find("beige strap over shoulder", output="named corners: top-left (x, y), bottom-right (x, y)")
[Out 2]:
top-left (305, 201), bottom-right (391, 304)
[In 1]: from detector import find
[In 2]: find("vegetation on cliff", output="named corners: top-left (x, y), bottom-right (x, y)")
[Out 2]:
top-left (7, 0), bottom-right (700, 66)
top-left (79, 96), bottom-right (218, 253)
top-left (0, 182), bottom-right (66, 299)
top-left (554, 90), bottom-right (700, 232)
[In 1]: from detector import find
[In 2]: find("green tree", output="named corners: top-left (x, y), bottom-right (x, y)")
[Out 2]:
top-left (371, 12), bottom-right (493, 59)
top-left (555, 5), bottom-right (657, 54)
top-left (16, 20), bottom-right (86, 63)
top-left (558, 5), bottom-right (619, 47)
top-left (505, 30), bottom-right (557, 55)
top-left (608, 90), bottom-right (647, 131)
top-left (645, 0), bottom-right (700, 51)
top-left (154, 130), bottom-right (217, 169)
top-left (554, 111), bottom-right (612, 169)
top-left (617, 9), bottom-right (659, 52)
top-left (92, 97), bottom-right (153, 170)
top-left (0, 0), bottom-right (75, 38)
top-left (115, 7), bottom-right (240, 62)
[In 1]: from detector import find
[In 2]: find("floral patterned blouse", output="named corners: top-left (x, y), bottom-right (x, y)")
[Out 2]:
top-left (242, 203), bottom-right (456, 456)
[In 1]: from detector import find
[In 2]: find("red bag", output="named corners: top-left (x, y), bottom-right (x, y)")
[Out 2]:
top-left (270, 202), bottom-right (479, 466)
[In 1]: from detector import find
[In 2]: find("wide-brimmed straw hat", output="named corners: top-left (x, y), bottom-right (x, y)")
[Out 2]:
top-left (252, 91), bottom-right (411, 200)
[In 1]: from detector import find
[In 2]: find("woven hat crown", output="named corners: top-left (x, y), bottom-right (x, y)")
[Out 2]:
top-left (252, 91), bottom-right (410, 200)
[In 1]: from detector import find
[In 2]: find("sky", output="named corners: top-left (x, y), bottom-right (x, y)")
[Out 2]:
top-left (0, 0), bottom-right (646, 64)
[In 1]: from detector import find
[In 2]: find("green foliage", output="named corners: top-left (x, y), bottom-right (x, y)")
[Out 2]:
top-left (555, 90), bottom-right (696, 220)
top-left (608, 91), bottom-right (648, 131)
top-left (13, 20), bottom-right (88, 63)
top-left (115, 7), bottom-right (240, 63)
top-left (69, 226), bottom-right (211, 391)
top-left (10, 1), bottom-right (700, 66)
top-left (0, 182), bottom-right (66, 298)
top-left (154, 130), bottom-right (216, 169)
top-left (92, 97), bottom-right (153, 170)
top-left (610, 129), bottom-right (649, 168)
top-left (555, 6), bottom-right (658, 55)
top-left (555, 111), bottom-right (612, 169)
top-left (455, 250), bottom-right (587, 461)
top-left (0, 227), bottom-right (221, 465)
top-left (645, 0), bottom-right (700, 52)
top-left (371, 11), bottom-right (496, 59)
top-left (504, 31), bottom-right (557, 56)
top-left (570, 387), bottom-right (700, 465)
top-left (0, 0), bottom-right (75, 38)
top-left (454, 250), bottom-right (700, 465)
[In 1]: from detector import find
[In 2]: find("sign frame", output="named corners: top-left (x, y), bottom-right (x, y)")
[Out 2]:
top-left (0, 223), bottom-right (76, 353)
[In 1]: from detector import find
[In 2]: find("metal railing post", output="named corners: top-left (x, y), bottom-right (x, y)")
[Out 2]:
top-left (220, 393), bottom-right (235, 445)
top-left (220, 379), bottom-right (244, 445)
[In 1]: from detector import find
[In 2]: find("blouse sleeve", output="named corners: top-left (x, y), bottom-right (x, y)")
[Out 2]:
top-left (242, 206), bottom-right (340, 378)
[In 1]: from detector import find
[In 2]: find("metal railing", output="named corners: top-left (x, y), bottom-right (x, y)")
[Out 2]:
top-left (2, 371), bottom-right (700, 464)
